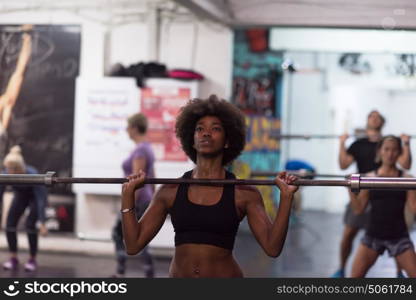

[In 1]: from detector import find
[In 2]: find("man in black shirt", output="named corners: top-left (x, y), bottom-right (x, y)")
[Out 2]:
top-left (332, 110), bottom-right (411, 277)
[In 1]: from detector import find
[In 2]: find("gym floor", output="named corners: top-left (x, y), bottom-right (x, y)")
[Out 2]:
top-left (0, 210), bottom-right (414, 278)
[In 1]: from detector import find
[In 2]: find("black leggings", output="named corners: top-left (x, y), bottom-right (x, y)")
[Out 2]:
top-left (6, 195), bottom-right (38, 257)
top-left (112, 201), bottom-right (154, 275)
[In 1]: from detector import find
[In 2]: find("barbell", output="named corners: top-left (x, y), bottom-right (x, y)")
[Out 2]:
top-left (250, 171), bottom-right (347, 178)
top-left (1, 172), bottom-right (416, 193)
top-left (270, 134), bottom-right (343, 140)
top-left (269, 133), bottom-right (416, 140)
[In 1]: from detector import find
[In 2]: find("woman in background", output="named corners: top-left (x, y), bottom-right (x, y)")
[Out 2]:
top-left (121, 95), bottom-right (299, 277)
top-left (1, 145), bottom-right (48, 272)
top-left (350, 135), bottom-right (416, 277)
top-left (112, 113), bottom-right (155, 277)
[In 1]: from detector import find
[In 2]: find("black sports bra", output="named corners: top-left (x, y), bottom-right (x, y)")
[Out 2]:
top-left (169, 170), bottom-right (240, 250)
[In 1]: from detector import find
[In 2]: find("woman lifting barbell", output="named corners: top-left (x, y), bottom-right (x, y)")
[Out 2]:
top-left (350, 135), bottom-right (416, 278)
top-left (120, 95), bottom-right (299, 278)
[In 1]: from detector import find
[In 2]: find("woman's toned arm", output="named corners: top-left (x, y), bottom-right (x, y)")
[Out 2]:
top-left (339, 134), bottom-right (354, 170)
top-left (406, 189), bottom-right (416, 214)
top-left (244, 172), bottom-right (298, 258)
top-left (398, 134), bottom-right (412, 170)
top-left (350, 190), bottom-right (369, 214)
top-left (404, 173), bottom-right (416, 214)
top-left (121, 170), bottom-right (170, 255)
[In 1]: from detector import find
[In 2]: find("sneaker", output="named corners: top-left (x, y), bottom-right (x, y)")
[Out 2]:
top-left (24, 259), bottom-right (37, 272)
top-left (144, 265), bottom-right (154, 278)
top-left (397, 271), bottom-right (406, 278)
top-left (331, 269), bottom-right (345, 278)
top-left (3, 258), bottom-right (18, 270)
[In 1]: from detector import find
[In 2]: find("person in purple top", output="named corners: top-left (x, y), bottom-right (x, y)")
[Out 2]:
top-left (112, 113), bottom-right (155, 277)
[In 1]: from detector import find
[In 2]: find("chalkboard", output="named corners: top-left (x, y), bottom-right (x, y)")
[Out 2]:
top-left (0, 24), bottom-right (81, 195)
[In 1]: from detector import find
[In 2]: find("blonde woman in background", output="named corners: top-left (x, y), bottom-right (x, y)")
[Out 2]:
top-left (1, 146), bottom-right (48, 272)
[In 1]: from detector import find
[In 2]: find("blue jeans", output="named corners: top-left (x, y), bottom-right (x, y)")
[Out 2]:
top-left (6, 194), bottom-right (38, 256)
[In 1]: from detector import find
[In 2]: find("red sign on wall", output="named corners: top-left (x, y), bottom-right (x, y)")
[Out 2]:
top-left (141, 87), bottom-right (190, 161)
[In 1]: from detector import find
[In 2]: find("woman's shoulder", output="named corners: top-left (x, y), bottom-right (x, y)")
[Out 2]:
top-left (235, 184), bottom-right (262, 201)
top-left (157, 183), bottom-right (180, 193)
top-left (155, 170), bottom-right (193, 195)
top-left (153, 183), bottom-right (179, 208)
top-left (229, 171), bottom-right (261, 198)
top-left (133, 142), bottom-right (147, 153)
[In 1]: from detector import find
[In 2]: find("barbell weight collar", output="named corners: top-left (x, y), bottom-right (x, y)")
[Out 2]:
top-left (350, 174), bottom-right (360, 194)
top-left (250, 171), bottom-right (348, 178)
top-left (269, 133), bottom-right (416, 140)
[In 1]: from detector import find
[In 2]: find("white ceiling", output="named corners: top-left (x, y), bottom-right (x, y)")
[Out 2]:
top-left (0, 0), bottom-right (190, 26)
top-left (1, 0), bottom-right (416, 29)
top-left (174, 0), bottom-right (416, 30)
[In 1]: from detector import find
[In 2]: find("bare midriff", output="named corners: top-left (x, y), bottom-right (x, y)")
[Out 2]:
top-left (169, 244), bottom-right (243, 278)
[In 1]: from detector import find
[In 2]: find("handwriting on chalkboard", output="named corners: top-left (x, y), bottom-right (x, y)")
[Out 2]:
top-left (0, 31), bottom-right (53, 66)
top-left (0, 30), bottom-right (78, 80)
